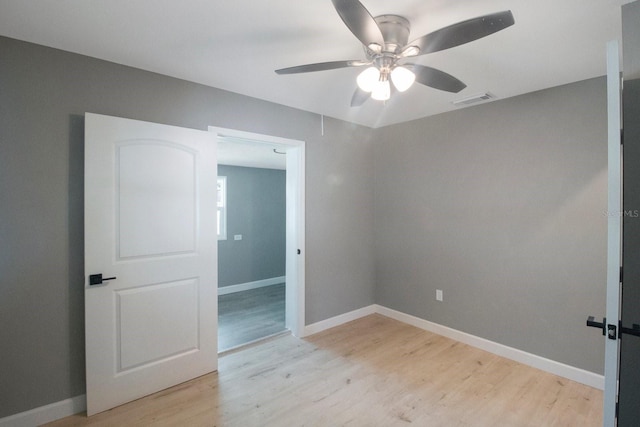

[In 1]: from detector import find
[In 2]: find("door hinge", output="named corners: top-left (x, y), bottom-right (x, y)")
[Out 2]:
top-left (616, 400), bottom-right (619, 418)
top-left (620, 266), bottom-right (623, 283)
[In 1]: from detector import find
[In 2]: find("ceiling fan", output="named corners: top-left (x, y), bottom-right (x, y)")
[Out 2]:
top-left (275, 0), bottom-right (514, 106)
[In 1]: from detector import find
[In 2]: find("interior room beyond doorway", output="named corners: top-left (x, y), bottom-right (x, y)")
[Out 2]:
top-left (217, 140), bottom-right (288, 352)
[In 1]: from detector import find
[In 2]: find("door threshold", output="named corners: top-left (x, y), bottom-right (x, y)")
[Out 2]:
top-left (218, 330), bottom-right (291, 356)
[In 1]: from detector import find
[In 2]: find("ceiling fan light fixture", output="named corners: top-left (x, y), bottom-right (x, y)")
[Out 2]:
top-left (274, 3), bottom-right (515, 108)
top-left (367, 42), bottom-right (383, 54)
top-left (400, 45), bottom-right (420, 57)
top-left (356, 66), bottom-right (380, 92)
top-left (371, 78), bottom-right (391, 101)
top-left (390, 66), bottom-right (415, 92)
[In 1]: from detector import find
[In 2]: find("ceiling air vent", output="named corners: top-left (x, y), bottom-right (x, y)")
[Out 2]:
top-left (452, 92), bottom-right (496, 107)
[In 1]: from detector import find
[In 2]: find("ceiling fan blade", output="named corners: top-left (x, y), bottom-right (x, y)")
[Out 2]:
top-left (407, 64), bottom-right (466, 93)
top-left (275, 60), bottom-right (368, 75)
top-left (331, 0), bottom-right (385, 50)
top-left (405, 10), bottom-right (514, 56)
top-left (350, 87), bottom-right (370, 107)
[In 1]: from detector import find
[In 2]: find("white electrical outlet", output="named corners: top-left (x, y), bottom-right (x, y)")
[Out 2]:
top-left (436, 289), bottom-right (443, 302)
top-left (234, 234), bottom-right (242, 241)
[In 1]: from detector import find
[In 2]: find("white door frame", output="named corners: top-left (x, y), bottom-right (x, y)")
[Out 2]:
top-left (209, 126), bottom-right (306, 337)
top-left (603, 39), bottom-right (622, 427)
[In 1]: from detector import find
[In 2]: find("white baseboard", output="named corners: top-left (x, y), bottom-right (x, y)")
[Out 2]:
top-left (374, 305), bottom-right (604, 390)
top-left (0, 394), bottom-right (86, 427)
top-left (301, 304), bottom-right (603, 390)
top-left (218, 276), bottom-right (285, 296)
top-left (4, 303), bottom-right (604, 426)
top-left (303, 305), bottom-right (377, 337)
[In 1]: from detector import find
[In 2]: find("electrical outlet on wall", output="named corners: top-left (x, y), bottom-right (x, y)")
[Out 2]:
top-left (436, 289), bottom-right (443, 302)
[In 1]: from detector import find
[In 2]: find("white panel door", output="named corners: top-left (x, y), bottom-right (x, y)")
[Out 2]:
top-left (84, 113), bottom-right (217, 416)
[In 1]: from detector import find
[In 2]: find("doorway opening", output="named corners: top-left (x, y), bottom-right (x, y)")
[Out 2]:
top-left (209, 127), bottom-right (305, 353)
top-left (216, 162), bottom-right (286, 350)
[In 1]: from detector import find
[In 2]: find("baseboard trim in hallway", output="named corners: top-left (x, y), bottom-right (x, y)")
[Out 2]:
top-left (217, 276), bottom-right (285, 295)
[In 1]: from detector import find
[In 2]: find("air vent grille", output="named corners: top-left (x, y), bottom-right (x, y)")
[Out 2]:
top-left (452, 93), bottom-right (496, 107)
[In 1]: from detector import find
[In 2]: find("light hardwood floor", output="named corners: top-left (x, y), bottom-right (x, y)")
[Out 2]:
top-left (45, 314), bottom-right (602, 426)
top-left (218, 283), bottom-right (285, 352)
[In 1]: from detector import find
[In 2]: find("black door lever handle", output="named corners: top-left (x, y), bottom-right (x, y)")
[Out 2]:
top-left (619, 323), bottom-right (640, 338)
top-left (89, 274), bottom-right (117, 286)
top-left (586, 316), bottom-right (606, 336)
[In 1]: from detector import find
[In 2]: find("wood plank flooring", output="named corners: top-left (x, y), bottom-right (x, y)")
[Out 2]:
top-left (46, 314), bottom-right (602, 426)
top-left (218, 283), bottom-right (286, 352)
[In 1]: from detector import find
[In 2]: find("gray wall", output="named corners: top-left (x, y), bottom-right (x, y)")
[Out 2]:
top-left (0, 36), bottom-right (376, 418)
top-left (0, 33), bottom-right (609, 420)
top-left (217, 165), bottom-right (286, 287)
top-left (373, 77), bottom-right (607, 374)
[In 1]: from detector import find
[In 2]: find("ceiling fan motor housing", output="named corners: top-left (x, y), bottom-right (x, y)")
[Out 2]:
top-left (274, 2), bottom-right (514, 106)
top-left (372, 15), bottom-right (411, 54)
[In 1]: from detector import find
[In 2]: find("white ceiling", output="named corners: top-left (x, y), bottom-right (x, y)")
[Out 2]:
top-left (0, 0), bottom-right (631, 129)
top-left (217, 136), bottom-right (287, 170)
